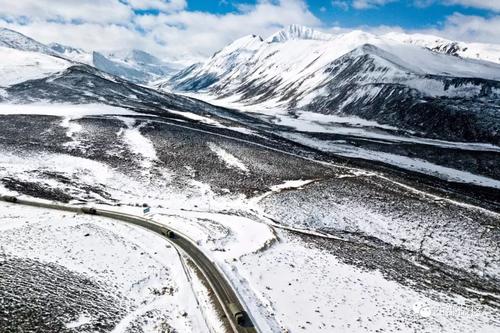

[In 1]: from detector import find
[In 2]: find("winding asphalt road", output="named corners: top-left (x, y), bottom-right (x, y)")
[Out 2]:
top-left (0, 195), bottom-right (258, 333)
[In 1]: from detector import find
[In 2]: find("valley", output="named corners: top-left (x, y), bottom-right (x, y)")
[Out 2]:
top-left (0, 22), bottom-right (499, 333)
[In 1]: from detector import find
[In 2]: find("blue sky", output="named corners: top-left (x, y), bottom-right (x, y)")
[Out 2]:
top-left (0, 0), bottom-right (499, 61)
top-left (316, 1), bottom-right (493, 29)
top-left (185, 0), bottom-right (497, 29)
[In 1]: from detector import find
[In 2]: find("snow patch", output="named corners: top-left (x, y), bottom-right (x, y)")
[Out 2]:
top-left (269, 179), bottom-right (315, 192)
top-left (65, 314), bottom-right (93, 329)
top-left (60, 117), bottom-right (83, 149)
top-left (208, 142), bottom-right (248, 173)
top-left (117, 117), bottom-right (158, 176)
top-left (167, 109), bottom-right (221, 126)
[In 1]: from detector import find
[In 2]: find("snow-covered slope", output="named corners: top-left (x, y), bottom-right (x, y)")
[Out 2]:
top-left (169, 26), bottom-right (500, 94)
top-left (48, 43), bottom-right (182, 84)
top-left (167, 25), bottom-right (500, 144)
top-left (46, 41), bottom-right (183, 84)
top-left (0, 46), bottom-right (72, 88)
top-left (0, 29), bottom-right (75, 88)
top-left (0, 28), bottom-right (56, 56)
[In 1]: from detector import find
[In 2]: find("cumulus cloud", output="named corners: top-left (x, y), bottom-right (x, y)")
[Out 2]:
top-left (0, 20), bottom-right (156, 52)
top-left (0, 0), bottom-right (498, 64)
top-left (137, 0), bottom-right (320, 59)
top-left (0, 0), bottom-right (133, 24)
top-left (434, 1), bottom-right (500, 12)
top-left (346, 0), bottom-right (500, 11)
top-left (420, 13), bottom-right (500, 44)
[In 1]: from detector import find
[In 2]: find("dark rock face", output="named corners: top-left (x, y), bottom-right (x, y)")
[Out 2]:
top-left (4, 64), bottom-right (273, 130)
top-left (430, 42), bottom-right (467, 57)
top-left (6, 65), bottom-right (191, 113)
top-left (166, 63), bottom-right (218, 91)
top-left (1, 177), bottom-right (74, 203)
top-left (304, 51), bottom-right (500, 144)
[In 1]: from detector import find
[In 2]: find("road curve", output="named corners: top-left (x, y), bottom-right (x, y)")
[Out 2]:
top-left (0, 195), bottom-right (258, 333)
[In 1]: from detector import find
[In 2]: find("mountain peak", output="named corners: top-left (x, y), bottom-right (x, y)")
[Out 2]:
top-left (266, 24), bottom-right (333, 43)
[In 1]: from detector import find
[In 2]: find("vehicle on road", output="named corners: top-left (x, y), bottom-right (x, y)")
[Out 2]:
top-left (229, 303), bottom-right (246, 325)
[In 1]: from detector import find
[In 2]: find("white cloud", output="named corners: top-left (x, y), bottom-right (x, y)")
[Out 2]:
top-left (126, 0), bottom-right (187, 12)
top-left (0, 0), bottom-right (498, 65)
top-left (441, 1), bottom-right (500, 12)
top-left (352, 0), bottom-right (500, 11)
top-left (0, 0), bottom-right (133, 24)
top-left (413, 0), bottom-right (434, 7)
top-left (0, 20), bottom-right (155, 52)
top-left (352, 0), bottom-right (396, 9)
top-left (135, 0), bottom-right (320, 60)
top-left (332, 1), bottom-right (350, 11)
top-left (329, 0), bottom-right (396, 10)
top-left (0, 0), bottom-right (320, 62)
top-left (420, 13), bottom-right (500, 44)
top-left (414, 0), bottom-right (500, 12)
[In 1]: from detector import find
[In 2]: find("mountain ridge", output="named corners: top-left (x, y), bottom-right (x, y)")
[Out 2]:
top-left (0, 28), bottom-right (57, 56)
top-left (0, 27), bottom-right (182, 84)
top-left (166, 24), bottom-right (500, 144)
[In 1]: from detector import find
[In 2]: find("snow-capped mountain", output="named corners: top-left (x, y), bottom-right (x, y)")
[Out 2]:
top-left (50, 44), bottom-right (183, 84)
top-left (167, 25), bottom-right (500, 144)
top-left (97, 49), bottom-right (182, 83)
top-left (0, 28), bottom-right (228, 121)
top-left (382, 32), bottom-right (500, 64)
top-left (0, 27), bottom-right (181, 84)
